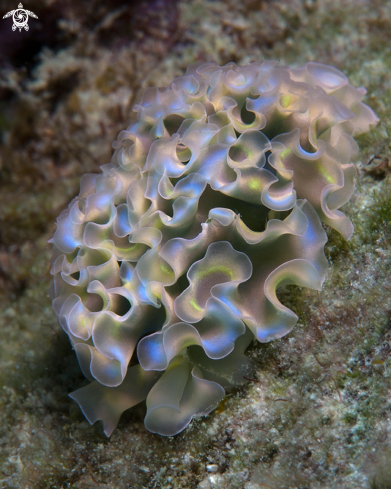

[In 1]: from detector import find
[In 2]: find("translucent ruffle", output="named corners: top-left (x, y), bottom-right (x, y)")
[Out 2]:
top-left (51, 61), bottom-right (378, 436)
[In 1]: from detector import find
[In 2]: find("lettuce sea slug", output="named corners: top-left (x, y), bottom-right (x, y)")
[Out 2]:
top-left (50, 61), bottom-right (378, 436)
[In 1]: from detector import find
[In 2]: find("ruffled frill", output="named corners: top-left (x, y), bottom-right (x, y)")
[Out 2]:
top-left (51, 61), bottom-right (378, 436)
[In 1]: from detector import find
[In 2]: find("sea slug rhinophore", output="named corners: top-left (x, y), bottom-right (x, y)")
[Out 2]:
top-left (50, 61), bottom-right (378, 436)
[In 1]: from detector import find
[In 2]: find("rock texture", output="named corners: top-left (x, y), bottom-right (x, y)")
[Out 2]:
top-left (0, 0), bottom-right (390, 487)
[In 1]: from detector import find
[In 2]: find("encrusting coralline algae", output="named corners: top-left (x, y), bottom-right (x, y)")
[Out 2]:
top-left (50, 60), bottom-right (378, 436)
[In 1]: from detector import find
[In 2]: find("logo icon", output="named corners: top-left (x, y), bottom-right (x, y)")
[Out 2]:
top-left (2, 3), bottom-right (38, 32)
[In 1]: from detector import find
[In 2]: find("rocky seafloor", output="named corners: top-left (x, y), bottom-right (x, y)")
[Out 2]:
top-left (0, 0), bottom-right (391, 487)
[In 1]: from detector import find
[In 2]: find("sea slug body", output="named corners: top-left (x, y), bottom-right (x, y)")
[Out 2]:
top-left (50, 61), bottom-right (378, 436)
